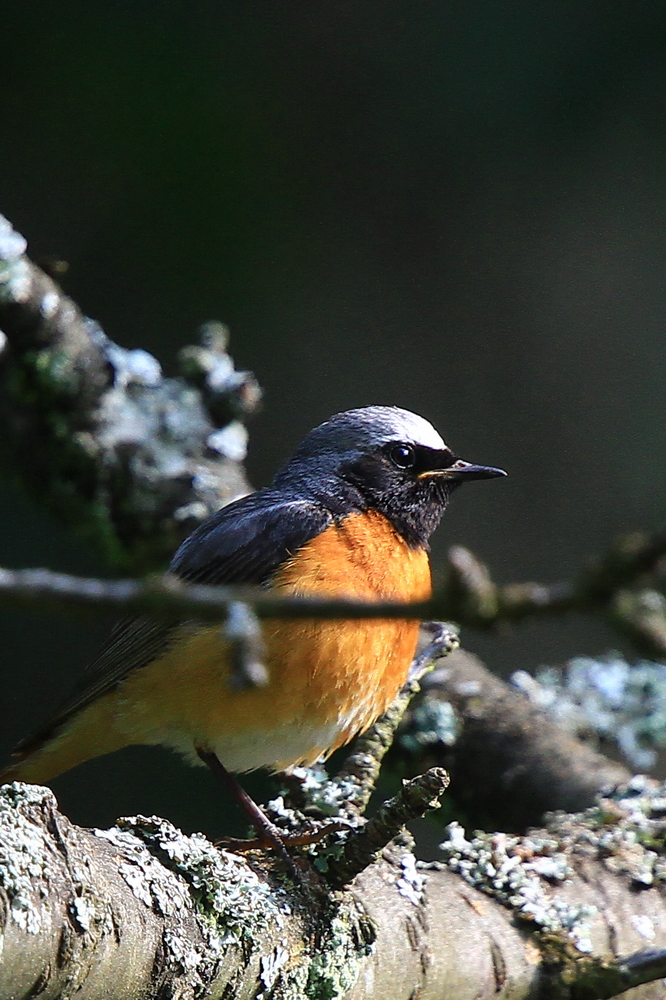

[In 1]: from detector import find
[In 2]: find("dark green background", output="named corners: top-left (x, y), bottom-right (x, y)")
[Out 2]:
top-left (2, 1), bottom-right (665, 840)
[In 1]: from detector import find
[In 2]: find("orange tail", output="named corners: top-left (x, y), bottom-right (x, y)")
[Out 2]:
top-left (0, 696), bottom-right (130, 786)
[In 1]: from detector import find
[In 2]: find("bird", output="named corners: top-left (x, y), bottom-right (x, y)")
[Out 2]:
top-left (1, 406), bottom-right (505, 854)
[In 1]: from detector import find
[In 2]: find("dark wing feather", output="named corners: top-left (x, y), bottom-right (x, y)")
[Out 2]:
top-left (14, 492), bottom-right (331, 757)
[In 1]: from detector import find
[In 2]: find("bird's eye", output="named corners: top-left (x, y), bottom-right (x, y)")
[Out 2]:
top-left (389, 444), bottom-right (416, 469)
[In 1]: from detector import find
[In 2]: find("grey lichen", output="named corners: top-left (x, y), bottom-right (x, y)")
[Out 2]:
top-left (438, 821), bottom-right (596, 953)
top-left (513, 652), bottom-right (666, 770)
top-left (94, 820), bottom-right (219, 993)
top-left (396, 852), bottom-right (426, 905)
top-left (305, 906), bottom-right (375, 1000)
top-left (102, 814), bottom-right (375, 1000)
top-left (439, 777), bottom-right (666, 957)
top-left (102, 815), bottom-right (289, 949)
top-left (279, 764), bottom-right (367, 822)
top-left (0, 216), bottom-right (258, 572)
top-left (550, 775), bottom-right (666, 888)
top-left (178, 320), bottom-right (262, 425)
top-left (259, 943), bottom-right (291, 997)
top-left (0, 215), bottom-right (27, 261)
top-left (397, 693), bottom-right (459, 753)
top-left (0, 215), bottom-right (29, 304)
top-left (0, 783), bottom-right (55, 935)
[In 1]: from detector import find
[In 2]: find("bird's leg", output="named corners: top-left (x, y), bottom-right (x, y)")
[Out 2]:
top-left (196, 747), bottom-right (344, 874)
top-left (196, 746), bottom-right (293, 863)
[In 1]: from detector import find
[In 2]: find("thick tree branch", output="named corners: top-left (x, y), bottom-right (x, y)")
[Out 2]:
top-left (4, 781), bottom-right (666, 998)
top-left (394, 650), bottom-right (631, 831)
top-left (0, 214), bottom-right (258, 572)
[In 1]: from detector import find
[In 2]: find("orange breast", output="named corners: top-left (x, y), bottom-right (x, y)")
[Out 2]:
top-left (120, 509), bottom-right (432, 770)
top-left (15, 510), bottom-right (432, 781)
top-left (260, 509), bottom-right (432, 759)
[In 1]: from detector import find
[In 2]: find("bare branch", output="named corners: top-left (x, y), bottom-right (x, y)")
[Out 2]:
top-left (0, 531), bottom-right (665, 642)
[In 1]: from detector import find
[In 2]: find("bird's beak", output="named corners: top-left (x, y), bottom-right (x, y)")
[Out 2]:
top-left (418, 460), bottom-right (507, 482)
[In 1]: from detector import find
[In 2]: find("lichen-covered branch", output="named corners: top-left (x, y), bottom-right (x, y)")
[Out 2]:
top-left (325, 767), bottom-right (451, 888)
top-left (4, 781), bottom-right (666, 998)
top-left (0, 214), bottom-right (258, 572)
top-left (394, 649), bottom-right (630, 831)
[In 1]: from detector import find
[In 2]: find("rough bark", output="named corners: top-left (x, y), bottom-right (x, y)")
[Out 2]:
top-left (3, 781), bottom-right (666, 999)
top-left (395, 650), bottom-right (630, 831)
top-left (0, 215), bottom-right (257, 573)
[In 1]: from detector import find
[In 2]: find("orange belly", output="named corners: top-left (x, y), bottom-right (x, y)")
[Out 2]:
top-left (13, 511), bottom-right (432, 780)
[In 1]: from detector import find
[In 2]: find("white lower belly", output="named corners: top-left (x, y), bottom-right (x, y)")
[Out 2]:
top-left (157, 718), bottom-right (345, 773)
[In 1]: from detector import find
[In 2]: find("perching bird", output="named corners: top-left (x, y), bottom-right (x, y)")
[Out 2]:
top-left (2, 406), bottom-right (504, 849)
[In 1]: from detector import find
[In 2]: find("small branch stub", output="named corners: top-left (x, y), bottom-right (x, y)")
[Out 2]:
top-left (325, 767), bottom-right (450, 888)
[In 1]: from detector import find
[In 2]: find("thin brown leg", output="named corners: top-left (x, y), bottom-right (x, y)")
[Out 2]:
top-left (196, 746), bottom-right (300, 873)
top-left (196, 747), bottom-right (351, 879)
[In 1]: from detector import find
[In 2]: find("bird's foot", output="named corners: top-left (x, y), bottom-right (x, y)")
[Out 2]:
top-left (197, 746), bottom-right (349, 879)
top-left (217, 819), bottom-right (353, 882)
top-left (217, 818), bottom-right (351, 853)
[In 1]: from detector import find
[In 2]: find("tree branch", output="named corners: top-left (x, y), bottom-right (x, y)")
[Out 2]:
top-left (327, 623), bottom-right (459, 818)
top-left (4, 780), bottom-right (666, 998)
top-left (0, 214), bottom-right (258, 572)
top-left (324, 767), bottom-right (451, 888)
top-left (0, 533), bottom-right (664, 641)
top-left (394, 649), bottom-right (631, 831)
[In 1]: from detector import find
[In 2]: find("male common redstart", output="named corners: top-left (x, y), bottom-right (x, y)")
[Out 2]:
top-left (2, 407), bottom-right (504, 845)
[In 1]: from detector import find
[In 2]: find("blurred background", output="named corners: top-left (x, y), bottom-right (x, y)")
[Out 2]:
top-left (1, 0), bottom-right (666, 838)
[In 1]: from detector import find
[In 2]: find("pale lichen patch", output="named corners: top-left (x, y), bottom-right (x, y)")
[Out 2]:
top-left (439, 821), bottom-right (595, 952)
top-left (396, 852), bottom-right (426, 905)
top-left (107, 815), bottom-right (289, 954)
top-left (0, 783), bottom-right (56, 935)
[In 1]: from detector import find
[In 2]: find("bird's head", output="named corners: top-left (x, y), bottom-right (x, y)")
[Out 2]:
top-left (274, 406), bottom-right (506, 547)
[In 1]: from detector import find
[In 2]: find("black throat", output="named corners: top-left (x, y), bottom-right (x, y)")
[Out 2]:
top-left (277, 453), bottom-right (453, 549)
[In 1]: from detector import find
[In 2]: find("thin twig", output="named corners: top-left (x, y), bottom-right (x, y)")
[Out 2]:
top-left (324, 767), bottom-right (450, 888)
top-left (0, 527), bottom-right (665, 641)
top-left (612, 948), bottom-right (666, 995)
top-left (548, 946), bottom-right (666, 1000)
top-left (0, 565), bottom-right (435, 621)
top-left (223, 601), bottom-right (269, 689)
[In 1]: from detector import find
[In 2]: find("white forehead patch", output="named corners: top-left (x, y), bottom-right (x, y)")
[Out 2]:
top-left (374, 407), bottom-right (446, 450)
top-left (285, 406), bottom-right (449, 470)
top-left (309, 406), bottom-right (447, 453)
